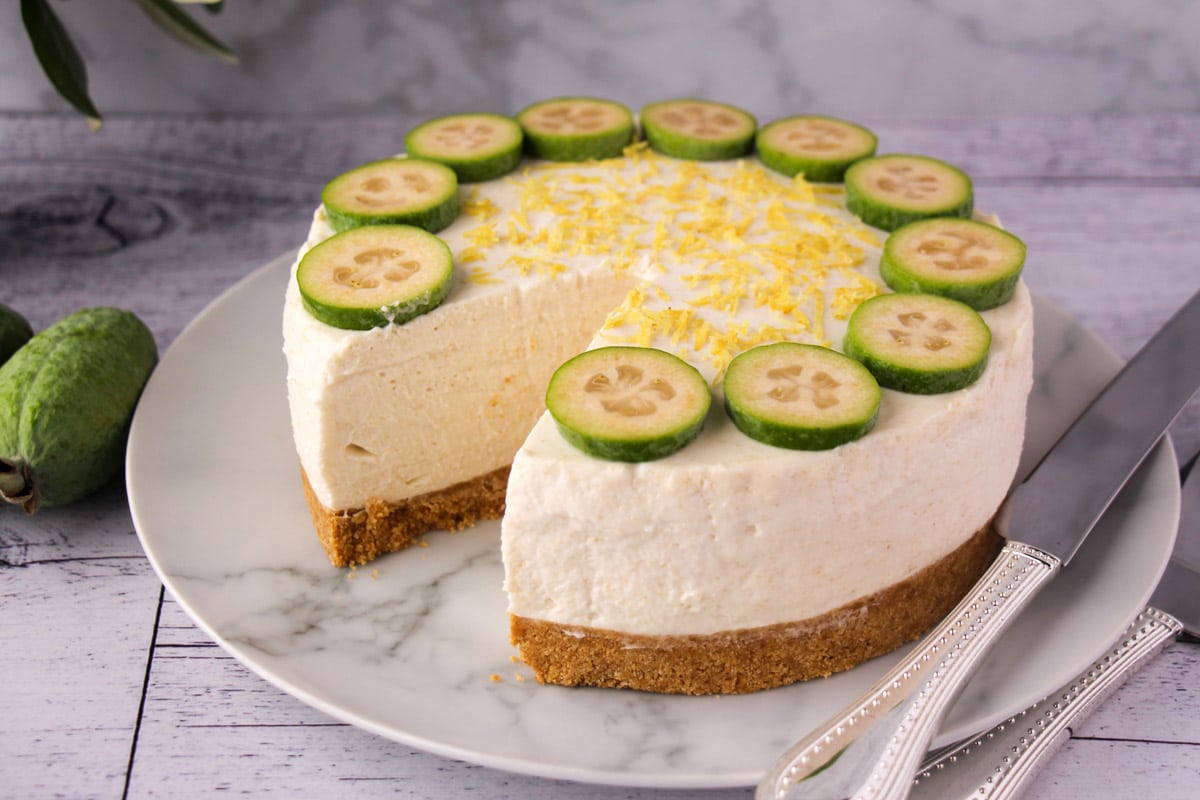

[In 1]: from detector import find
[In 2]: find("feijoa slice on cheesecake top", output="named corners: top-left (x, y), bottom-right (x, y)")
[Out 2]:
top-left (844, 154), bottom-right (973, 231)
top-left (546, 346), bottom-right (710, 462)
top-left (404, 113), bottom-right (524, 183)
top-left (297, 225), bottom-right (454, 331)
top-left (724, 342), bottom-right (881, 451)
top-left (756, 115), bottom-right (877, 182)
top-left (516, 97), bottom-right (635, 161)
top-left (880, 218), bottom-right (1026, 310)
top-left (322, 158), bottom-right (459, 234)
top-left (843, 293), bottom-right (991, 394)
top-left (640, 98), bottom-right (757, 160)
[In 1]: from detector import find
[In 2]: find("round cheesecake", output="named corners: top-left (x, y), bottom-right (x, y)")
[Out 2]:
top-left (283, 111), bottom-right (1035, 695)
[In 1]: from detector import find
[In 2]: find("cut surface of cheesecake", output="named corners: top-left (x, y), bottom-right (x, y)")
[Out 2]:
top-left (283, 116), bottom-right (1034, 694)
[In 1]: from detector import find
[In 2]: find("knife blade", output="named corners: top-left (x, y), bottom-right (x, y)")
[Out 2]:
top-left (909, 448), bottom-right (1199, 799)
top-left (757, 289), bottom-right (1200, 800)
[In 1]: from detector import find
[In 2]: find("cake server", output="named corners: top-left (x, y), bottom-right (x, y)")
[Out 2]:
top-left (906, 447), bottom-right (1198, 800)
top-left (757, 288), bottom-right (1200, 800)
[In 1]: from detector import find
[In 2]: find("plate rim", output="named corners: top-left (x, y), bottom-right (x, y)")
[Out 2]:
top-left (126, 252), bottom-right (1180, 789)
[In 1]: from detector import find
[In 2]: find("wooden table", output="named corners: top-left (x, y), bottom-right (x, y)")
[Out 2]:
top-left (2, 115), bottom-right (1198, 799)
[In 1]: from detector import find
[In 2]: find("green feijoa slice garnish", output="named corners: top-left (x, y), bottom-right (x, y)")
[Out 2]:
top-left (843, 293), bottom-right (991, 394)
top-left (546, 346), bottom-right (710, 462)
top-left (322, 158), bottom-right (459, 234)
top-left (404, 113), bottom-right (523, 183)
top-left (640, 98), bottom-right (757, 160)
top-left (844, 154), bottom-right (973, 231)
top-left (880, 218), bottom-right (1026, 310)
top-left (516, 97), bottom-right (635, 161)
top-left (723, 342), bottom-right (880, 451)
top-left (297, 225), bottom-right (454, 331)
top-left (756, 115), bottom-right (877, 182)
top-left (0, 301), bottom-right (33, 365)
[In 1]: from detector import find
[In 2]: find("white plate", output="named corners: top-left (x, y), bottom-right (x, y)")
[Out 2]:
top-left (127, 253), bottom-right (1179, 790)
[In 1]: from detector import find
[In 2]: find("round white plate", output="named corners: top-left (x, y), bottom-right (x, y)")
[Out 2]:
top-left (127, 253), bottom-right (1179, 790)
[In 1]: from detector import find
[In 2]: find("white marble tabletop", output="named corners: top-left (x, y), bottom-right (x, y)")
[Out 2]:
top-left (1, 114), bottom-right (1198, 799)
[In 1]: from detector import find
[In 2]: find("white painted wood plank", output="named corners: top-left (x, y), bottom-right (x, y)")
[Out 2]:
top-left (3, 114), bottom-right (1199, 799)
top-left (0, 556), bottom-right (160, 799)
top-left (1023, 739), bottom-right (1200, 800)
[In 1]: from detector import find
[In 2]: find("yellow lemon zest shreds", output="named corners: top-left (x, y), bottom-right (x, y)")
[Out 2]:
top-left (458, 150), bottom-right (882, 372)
top-left (848, 226), bottom-right (884, 250)
top-left (832, 273), bottom-right (882, 320)
top-left (622, 140), bottom-right (650, 159)
top-left (466, 267), bottom-right (502, 285)
top-left (692, 317), bottom-right (713, 352)
top-left (806, 283), bottom-right (827, 344)
top-left (506, 219), bottom-right (530, 245)
top-left (504, 254), bottom-right (569, 278)
top-left (464, 223), bottom-right (500, 249)
top-left (461, 194), bottom-right (501, 221)
top-left (457, 247), bottom-right (487, 264)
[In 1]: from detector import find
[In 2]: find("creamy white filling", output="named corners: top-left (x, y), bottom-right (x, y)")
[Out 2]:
top-left (283, 151), bottom-right (1034, 639)
top-left (502, 283), bottom-right (1032, 635)
top-left (284, 200), bottom-right (638, 511)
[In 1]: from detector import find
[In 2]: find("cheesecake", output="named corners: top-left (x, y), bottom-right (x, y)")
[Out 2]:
top-left (282, 103), bottom-right (1034, 694)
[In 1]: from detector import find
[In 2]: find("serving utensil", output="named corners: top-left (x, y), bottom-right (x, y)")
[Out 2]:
top-left (907, 448), bottom-right (1199, 799)
top-left (757, 289), bottom-right (1200, 800)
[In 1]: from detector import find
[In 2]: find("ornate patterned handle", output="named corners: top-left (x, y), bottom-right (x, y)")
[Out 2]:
top-left (909, 607), bottom-right (1183, 800)
top-left (756, 541), bottom-right (1060, 800)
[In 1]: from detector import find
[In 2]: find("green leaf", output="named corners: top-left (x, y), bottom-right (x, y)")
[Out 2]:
top-left (133, 0), bottom-right (238, 64)
top-left (175, 0), bottom-right (226, 12)
top-left (20, 0), bottom-right (102, 130)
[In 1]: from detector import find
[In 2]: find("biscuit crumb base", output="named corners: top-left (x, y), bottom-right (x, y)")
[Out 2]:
top-left (510, 521), bottom-right (1000, 695)
top-left (301, 466), bottom-right (509, 567)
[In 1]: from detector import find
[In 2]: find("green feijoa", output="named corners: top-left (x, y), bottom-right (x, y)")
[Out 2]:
top-left (517, 97), bottom-right (636, 161)
top-left (755, 115), bottom-right (877, 182)
top-left (844, 154), bottom-right (973, 231)
top-left (723, 342), bottom-right (880, 450)
top-left (880, 217), bottom-right (1026, 310)
top-left (843, 293), bottom-right (991, 394)
top-left (321, 158), bottom-right (459, 233)
top-left (0, 301), bottom-right (33, 365)
top-left (404, 112), bottom-right (524, 183)
top-left (297, 225), bottom-right (454, 331)
top-left (546, 346), bottom-right (710, 462)
top-left (640, 98), bottom-right (757, 161)
top-left (0, 307), bottom-right (158, 513)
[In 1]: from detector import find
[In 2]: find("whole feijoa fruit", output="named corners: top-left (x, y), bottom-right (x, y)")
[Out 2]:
top-left (0, 307), bottom-right (157, 513)
top-left (0, 301), bottom-right (33, 365)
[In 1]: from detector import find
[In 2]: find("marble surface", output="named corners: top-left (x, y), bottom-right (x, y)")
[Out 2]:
top-left (121, 253), bottom-right (1181, 787)
top-left (1, 113), bottom-right (1199, 798)
top-left (1, 0), bottom-right (1199, 119)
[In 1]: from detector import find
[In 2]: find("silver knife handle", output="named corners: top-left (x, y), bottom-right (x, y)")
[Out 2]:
top-left (911, 606), bottom-right (1183, 800)
top-left (758, 541), bottom-right (1059, 800)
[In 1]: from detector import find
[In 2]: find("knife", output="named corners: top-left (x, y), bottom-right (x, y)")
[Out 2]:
top-left (908, 448), bottom-right (1199, 799)
top-left (757, 288), bottom-right (1200, 800)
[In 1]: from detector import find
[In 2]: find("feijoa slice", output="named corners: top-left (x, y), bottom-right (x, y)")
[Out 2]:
top-left (297, 225), bottom-right (454, 331)
top-left (404, 113), bottom-right (523, 183)
top-left (546, 346), bottom-right (710, 462)
top-left (843, 293), bottom-right (991, 394)
top-left (756, 115), bottom-right (878, 182)
top-left (724, 342), bottom-right (880, 450)
top-left (516, 97), bottom-right (635, 161)
top-left (844, 154), bottom-right (973, 231)
top-left (640, 98), bottom-right (757, 160)
top-left (881, 218), bottom-right (1026, 310)
top-left (322, 158), bottom-right (459, 234)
